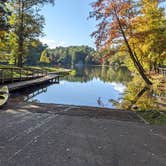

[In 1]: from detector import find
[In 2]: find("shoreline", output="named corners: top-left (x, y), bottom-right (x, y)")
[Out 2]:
top-left (3, 101), bottom-right (146, 124)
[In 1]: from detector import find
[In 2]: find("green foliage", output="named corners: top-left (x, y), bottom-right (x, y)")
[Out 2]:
top-left (0, 0), bottom-right (50, 66)
top-left (0, 0), bottom-right (12, 59)
top-left (64, 66), bottom-right (132, 84)
top-left (0, 0), bottom-right (55, 67)
top-left (0, 0), bottom-right (11, 32)
top-left (26, 41), bottom-right (47, 65)
top-left (42, 46), bottom-right (100, 66)
top-left (40, 49), bottom-right (50, 64)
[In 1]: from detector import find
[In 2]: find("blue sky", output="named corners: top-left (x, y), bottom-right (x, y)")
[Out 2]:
top-left (40, 0), bottom-right (96, 48)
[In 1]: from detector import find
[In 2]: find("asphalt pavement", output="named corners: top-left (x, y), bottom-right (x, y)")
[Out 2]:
top-left (0, 102), bottom-right (166, 166)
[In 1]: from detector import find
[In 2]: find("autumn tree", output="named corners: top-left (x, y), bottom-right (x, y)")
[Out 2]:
top-left (40, 49), bottom-right (50, 64)
top-left (10, 0), bottom-right (54, 67)
top-left (130, 0), bottom-right (166, 71)
top-left (90, 0), bottom-right (152, 85)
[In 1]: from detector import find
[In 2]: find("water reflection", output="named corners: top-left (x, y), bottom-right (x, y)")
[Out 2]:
top-left (11, 65), bottom-right (165, 110)
top-left (10, 83), bottom-right (50, 103)
top-left (66, 65), bottom-right (132, 84)
top-left (11, 66), bottom-right (131, 108)
top-left (110, 75), bottom-right (166, 111)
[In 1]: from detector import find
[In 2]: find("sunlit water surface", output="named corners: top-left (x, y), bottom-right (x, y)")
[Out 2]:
top-left (12, 66), bottom-right (132, 108)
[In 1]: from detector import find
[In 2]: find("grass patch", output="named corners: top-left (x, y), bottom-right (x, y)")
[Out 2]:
top-left (0, 65), bottom-right (74, 80)
top-left (25, 66), bottom-right (73, 73)
top-left (137, 110), bottom-right (166, 125)
top-left (0, 64), bottom-right (71, 72)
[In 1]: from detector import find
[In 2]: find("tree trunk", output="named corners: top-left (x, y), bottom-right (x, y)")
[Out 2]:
top-left (17, 38), bottom-right (23, 67)
top-left (128, 86), bottom-right (149, 110)
top-left (114, 9), bottom-right (152, 85)
top-left (17, 0), bottom-right (24, 68)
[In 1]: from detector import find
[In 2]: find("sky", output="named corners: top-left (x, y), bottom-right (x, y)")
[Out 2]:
top-left (40, 0), bottom-right (96, 49)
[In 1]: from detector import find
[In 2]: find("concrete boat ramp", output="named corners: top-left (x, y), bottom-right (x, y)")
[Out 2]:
top-left (0, 102), bottom-right (166, 166)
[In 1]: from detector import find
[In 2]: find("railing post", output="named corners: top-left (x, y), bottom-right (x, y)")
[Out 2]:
top-left (41, 69), bottom-right (43, 76)
top-left (20, 68), bottom-right (22, 81)
top-left (26, 69), bottom-right (28, 80)
top-left (2, 70), bottom-right (5, 84)
top-left (33, 69), bottom-right (35, 78)
top-left (11, 68), bottom-right (14, 82)
top-left (0, 70), bottom-right (2, 84)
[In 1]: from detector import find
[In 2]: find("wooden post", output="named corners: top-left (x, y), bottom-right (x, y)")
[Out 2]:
top-left (42, 70), bottom-right (44, 76)
top-left (20, 68), bottom-right (22, 81)
top-left (0, 70), bottom-right (2, 84)
top-left (26, 69), bottom-right (29, 80)
top-left (2, 70), bottom-right (5, 84)
top-left (11, 68), bottom-right (14, 82)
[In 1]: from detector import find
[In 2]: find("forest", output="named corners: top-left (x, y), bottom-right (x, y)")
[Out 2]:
top-left (0, 1), bottom-right (101, 67)
top-left (40, 46), bottom-right (100, 66)
top-left (0, 0), bottom-right (166, 85)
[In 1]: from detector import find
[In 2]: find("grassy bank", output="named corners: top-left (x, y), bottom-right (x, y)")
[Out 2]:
top-left (137, 110), bottom-right (166, 125)
top-left (0, 65), bottom-right (74, 80)
top-left (27, 66), bottom-right (76, 76)
top-left (27, 66), bottom-right (69, 72)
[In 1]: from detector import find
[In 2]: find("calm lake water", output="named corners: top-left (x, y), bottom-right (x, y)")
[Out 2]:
top-left (11, 66), bottom-right (132, 108)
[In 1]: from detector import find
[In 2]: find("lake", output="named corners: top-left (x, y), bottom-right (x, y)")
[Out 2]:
top-left (11, 66), bottom-right (132, 108)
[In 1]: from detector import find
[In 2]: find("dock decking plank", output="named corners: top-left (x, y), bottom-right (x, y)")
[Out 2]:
top-left (7, 74), bottom-right (59, 92)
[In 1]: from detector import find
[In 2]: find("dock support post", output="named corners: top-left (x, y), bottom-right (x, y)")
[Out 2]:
top-left (11, 68), bottom-right (14, 82)
top-left (2, 70), bottom-right (4, 84)
top-left (0, 70), bottom-right (3, 84)
top-left (19, 68), bottom-right (22, 81)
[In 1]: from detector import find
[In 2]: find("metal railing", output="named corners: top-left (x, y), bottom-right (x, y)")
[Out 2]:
top-left (0, 67), bottom-right (48, 84)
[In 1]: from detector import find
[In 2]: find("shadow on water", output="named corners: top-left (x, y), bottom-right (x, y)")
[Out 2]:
top-left (10, 83), bottom-right (52, 103)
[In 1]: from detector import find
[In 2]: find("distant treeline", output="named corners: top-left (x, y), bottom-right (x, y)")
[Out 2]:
top-left (40, 46), bottom-right (101, 66)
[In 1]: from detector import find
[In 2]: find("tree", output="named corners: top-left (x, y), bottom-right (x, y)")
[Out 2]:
top-left (129, 0), bottom-right (166, 71)
top-left (40, 49), bottom-right (50, 64)
top-left (0, 0), bottom-right (11, 32)
top-left (10, 0), bottom-right (54, 67)
top-left (42, 46), bottom-right (99, 66)
top-left (0, 0), bottom-right (12, 62)
top-left (90, 0), bottom-right (152, 85)
top-left (25, 40), bottom-right (48, 65)
top-left (0, 0), bottom-right (11, 47)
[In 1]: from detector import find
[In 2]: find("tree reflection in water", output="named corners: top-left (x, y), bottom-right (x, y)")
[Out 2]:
top-left (69, 65), bottom-right (164, 110)
top-left (65, 65), bottom-right (132, 84)
top-left (10, 65), bottom-right (165, 110)
top-left (110, 75), bottom-right (166, 111)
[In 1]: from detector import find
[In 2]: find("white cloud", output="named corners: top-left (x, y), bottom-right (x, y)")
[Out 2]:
top-left (110, 82), bottom-right (126, 93)
top-left (40, 38), bottom-right (66, 49)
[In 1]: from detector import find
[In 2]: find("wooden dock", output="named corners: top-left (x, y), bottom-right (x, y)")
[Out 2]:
top-left (7, 74), bottom-right (60, 92)
top-left (0, 67), bottom-right (47, 84)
